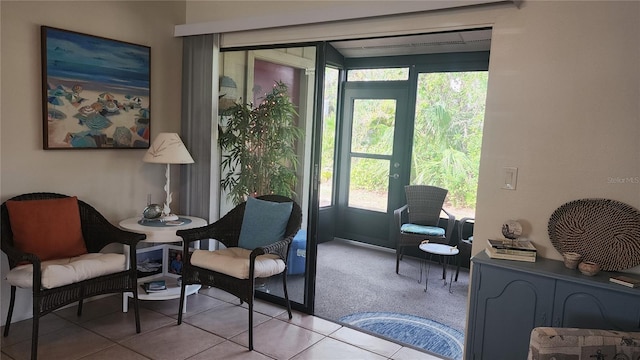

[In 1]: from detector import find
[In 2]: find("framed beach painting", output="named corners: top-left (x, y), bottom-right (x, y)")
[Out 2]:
top-left (41, 26), bottom-right (150, 149)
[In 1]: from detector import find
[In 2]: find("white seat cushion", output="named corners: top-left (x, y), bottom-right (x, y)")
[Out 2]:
top-left (6, 253), bottom-right (126, 289)
top-left (190, 248), bottom-right (285, 279)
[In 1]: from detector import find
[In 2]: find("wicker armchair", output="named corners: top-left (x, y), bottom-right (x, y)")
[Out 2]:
top-left (394, 185), bottom-right (455, 274)
top-left (455, 217), bottom-right (474, 281)
top-left (1, 193), bottom-right (145, 360)
top-left (176, 195), bottom-right (302, 351)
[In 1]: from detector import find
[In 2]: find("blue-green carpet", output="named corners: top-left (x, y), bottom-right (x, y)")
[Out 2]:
top-left (339, 312), bottom-right (464, 359)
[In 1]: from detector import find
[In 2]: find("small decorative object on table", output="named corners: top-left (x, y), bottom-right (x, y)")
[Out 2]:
top-left (609, 275), bottom-right (640, 288)
top-left (577, 261), bottom-right (600, 276)
top-left (562, 252), bottom-right (582, 269)
top-left (164, 220), bottom-right (185, 226)
top-left (142, 204), bottom-right (163, 220)
top-left (501, 220), bottom-right (523, 239)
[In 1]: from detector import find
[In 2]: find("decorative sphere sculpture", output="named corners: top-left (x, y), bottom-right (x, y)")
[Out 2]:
top-left (502, 220), bottom-right (523, 239)
top-left (142, 204), bottom-right (163, 220)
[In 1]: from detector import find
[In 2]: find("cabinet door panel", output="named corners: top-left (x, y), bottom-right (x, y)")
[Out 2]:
top-left (472, 264), bottom-right (554, 359)
top-left (554, 281), bottom-right (640, 331)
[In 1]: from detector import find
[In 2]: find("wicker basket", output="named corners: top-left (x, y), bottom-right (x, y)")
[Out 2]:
top-left (548, 198), bottom-right (640, 271)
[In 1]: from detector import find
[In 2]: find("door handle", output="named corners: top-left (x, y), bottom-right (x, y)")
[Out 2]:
top-left (389, 173), bottom-right (399, 179)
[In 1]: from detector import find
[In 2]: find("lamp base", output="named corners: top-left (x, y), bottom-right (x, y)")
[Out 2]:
top-left (160, 213), bottom-right (179, 221)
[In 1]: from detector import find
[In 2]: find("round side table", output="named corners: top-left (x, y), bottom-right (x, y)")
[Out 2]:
top-left (119, 216), bottom-right (207, 243)
top-left (419, 242), bottom-right (459, 293)
top-left (119, 216), bottom-right (207, 313)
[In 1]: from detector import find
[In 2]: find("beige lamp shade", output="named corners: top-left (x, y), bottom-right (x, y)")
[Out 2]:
top-left (143, 133), bottom-right (194, 164)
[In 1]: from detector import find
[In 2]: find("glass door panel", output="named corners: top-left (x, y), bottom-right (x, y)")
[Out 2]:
top-left (348, 157), bottom-right (390, 212)
top-left (336, 83), bottom-right (409, 248)
top-left (347, 98), bottom-right (396, 212)
top-left (219, 45), bottom-right (316, 311)
top-left (319, 67), bottom-right (339, 208)
top-left (351, 99), bottom-right (396, 155)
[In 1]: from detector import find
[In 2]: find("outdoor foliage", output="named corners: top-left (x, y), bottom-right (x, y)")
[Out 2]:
top-left (321, 68), bottom-right (338, 184)
top-left (219, 81), bottom-right (303, 205)
top-left (411, 72), bottom-right (487, 208)
top-left (344, 70), bottom-right (487, 211)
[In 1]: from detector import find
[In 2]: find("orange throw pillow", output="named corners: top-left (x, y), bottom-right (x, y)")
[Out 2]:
top-left (6, 196), bottom-right (88, 261)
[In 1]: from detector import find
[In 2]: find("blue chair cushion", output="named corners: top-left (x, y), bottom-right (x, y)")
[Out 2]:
top-left (238, 197), bottom-right (293, 250)
top-left (401, 223), bottom-right (445, 236)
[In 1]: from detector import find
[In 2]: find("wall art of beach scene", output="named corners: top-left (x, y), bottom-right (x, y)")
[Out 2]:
top-left (42, 27), bottom-right (150, 149)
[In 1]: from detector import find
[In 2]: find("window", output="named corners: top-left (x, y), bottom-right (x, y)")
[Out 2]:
top-left (319, 67), bottom-right (338, 207)
top-left (410, 71), bottom-right (488, 219)
top-left (347, 67), bottom-right (409, 81)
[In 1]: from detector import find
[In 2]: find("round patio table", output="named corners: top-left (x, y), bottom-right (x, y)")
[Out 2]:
top-left (419, 243), bottom-right (459, 293)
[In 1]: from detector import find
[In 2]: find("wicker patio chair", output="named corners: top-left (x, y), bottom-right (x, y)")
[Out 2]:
top-left (1, 193), bottom-right (145, 360)
top-left (394, 185), bottom-right (455, 274)
top-left (176, 195), bottom-right (302, 351)
top-left (455, 217), bottom-right (474, 281)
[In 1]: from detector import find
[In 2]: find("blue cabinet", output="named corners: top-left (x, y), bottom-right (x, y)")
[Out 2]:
top-left (468, 264), bottom-right (554, 359)
top-left (466, 252), bottom-right (640, 360)
top-left (553, 281), bottom-right (640, 330)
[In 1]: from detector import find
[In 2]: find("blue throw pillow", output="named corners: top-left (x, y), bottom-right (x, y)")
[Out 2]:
top-left (238, 197), bottom-right (293, 250)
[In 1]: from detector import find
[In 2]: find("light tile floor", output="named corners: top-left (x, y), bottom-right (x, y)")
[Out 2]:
top-left (1, 287), bottom-right (445, 360)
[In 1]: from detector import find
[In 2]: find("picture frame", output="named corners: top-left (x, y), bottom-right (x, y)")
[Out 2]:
top-left (41, 26), bottom-right (151, 149)
top-left (165, 245), bottom-right (196, 279)
top-left (165, 245), bottom-right (185, 278)
top-left (136, 245), bottom-right (164, 280)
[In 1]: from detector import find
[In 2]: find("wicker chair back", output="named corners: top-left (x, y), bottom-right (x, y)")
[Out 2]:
top-left (176, 194), bottom-right (302, 351)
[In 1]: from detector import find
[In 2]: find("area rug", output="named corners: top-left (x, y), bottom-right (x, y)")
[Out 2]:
top-left (339, 312), bottom-right (464, 360)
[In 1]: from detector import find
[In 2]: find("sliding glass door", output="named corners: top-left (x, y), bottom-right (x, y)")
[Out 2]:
top-left (218, 45), bottom-right (317, 313)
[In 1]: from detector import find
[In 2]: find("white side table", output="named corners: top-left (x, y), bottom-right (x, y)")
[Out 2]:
top-left (119, 216), bottom-right (207, 313)
top-left (419, 242), bottom-right (459, 293)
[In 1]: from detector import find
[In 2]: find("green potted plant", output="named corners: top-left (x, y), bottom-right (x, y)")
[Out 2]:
top-left (219, 81), bottom-right (303, 205)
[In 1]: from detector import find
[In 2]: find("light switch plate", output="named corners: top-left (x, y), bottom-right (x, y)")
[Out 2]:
top-left (502, 167), bottom-right (518, 190)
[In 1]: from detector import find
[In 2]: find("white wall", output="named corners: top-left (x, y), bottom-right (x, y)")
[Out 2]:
top-left (477, 1), bottom-right (639, 265)
top-left (0, 0), bottom-right (186, 325)
top-left (187, 0), bottom-right (640, 268)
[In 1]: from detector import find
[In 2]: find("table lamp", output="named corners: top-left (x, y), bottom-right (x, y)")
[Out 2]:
top-left (143, 133), bottom-right (194, 221)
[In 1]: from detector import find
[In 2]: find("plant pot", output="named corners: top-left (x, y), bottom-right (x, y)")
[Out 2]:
top-left (562, 252), bottom-right (582, 269)
top-left (578, 261), bottom-right (600, 276)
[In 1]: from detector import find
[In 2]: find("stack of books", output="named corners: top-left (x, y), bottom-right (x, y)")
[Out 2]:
top-left (609, 275), bottom-right (640, 288)
top-left (485, 238), bottom-right (537, 262)
top-left (141, 279), bottom-right (167, 294)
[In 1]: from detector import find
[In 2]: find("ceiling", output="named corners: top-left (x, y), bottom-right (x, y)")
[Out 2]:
top-left (329, 28), bottom-right (492, 58)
